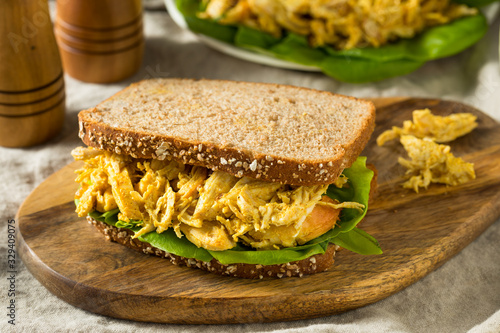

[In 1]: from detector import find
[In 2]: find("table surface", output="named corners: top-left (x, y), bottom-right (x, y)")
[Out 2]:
top-left (1, 3), bottom-right (500, 333)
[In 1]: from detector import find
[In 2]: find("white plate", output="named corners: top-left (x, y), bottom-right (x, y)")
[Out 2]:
top-left (164, 0), bottom-right (321, 72)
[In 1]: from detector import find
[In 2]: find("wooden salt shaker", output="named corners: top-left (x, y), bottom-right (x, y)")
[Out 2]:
top-left (0, 0), bottom-right (65, 148)
top-left (55, 0), bottom-right (144, 83)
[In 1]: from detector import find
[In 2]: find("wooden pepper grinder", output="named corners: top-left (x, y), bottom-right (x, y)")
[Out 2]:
top-left (0, 0), bottom-right (65, 148)
top-left (55, 0), bottom-right (144, 83)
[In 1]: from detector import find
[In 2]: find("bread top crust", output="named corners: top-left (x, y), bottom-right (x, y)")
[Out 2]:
top-left (78, 78), bottom-right (375, 185)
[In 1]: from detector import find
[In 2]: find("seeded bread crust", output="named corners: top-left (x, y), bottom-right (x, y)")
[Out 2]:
top-left (78, 78), bottom-right (375, 186)
top-left (88, 217), bottom-right (338, 279)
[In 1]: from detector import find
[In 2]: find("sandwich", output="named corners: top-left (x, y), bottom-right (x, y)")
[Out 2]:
top-left (173, 0), bottom-right (494, 83)
top-left (72, 78), bottom-right (381, 279)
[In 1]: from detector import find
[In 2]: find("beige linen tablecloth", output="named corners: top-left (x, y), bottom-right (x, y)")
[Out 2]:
top-left (1, 4), bottom-right (500, 332)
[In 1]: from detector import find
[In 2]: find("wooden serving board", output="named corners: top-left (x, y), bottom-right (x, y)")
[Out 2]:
top-left (17, 98), bottom-right (500, 324)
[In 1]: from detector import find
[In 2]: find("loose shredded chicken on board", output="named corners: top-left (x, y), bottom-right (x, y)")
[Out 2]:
top-left (377, 108), bottom-right (478, 146)
top-left (198, 0), bottom-right (477, 49)
top-left (376, 109), bottom-right (477, 192)
top-left (398, 135), bottom-right (475, 192)
top-left (72, 147), bottom-right (363, 251)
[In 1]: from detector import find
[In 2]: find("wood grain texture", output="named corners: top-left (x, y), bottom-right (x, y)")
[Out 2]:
top-left (0, 74), bottom-right (64, 105)
top-left (54, 18), bottom-right (143, 41)
top-left (56, 0), bottom-right (142, 29)
top-left (0, 98), bottom-right (65, 148)
top-left (0, 0), bottom-right (65, 147)
top-left (17, 98), bottom-right (500, 324)
top-left (0, 0), bottom-right (62, 91)
top-left (54, 0), bottom-right (144, 83)
top-left (56, 40), bottom-right (144, 83)
top-left (54, 27), bottom-right (143, 53)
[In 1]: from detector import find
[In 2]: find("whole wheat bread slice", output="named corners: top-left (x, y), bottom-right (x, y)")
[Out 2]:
top-left (78, 78), bottom-right (375, 185)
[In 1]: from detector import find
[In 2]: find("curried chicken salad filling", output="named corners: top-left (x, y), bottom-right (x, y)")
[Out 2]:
top-left (72, 147), bottom-right (381, 264)
top-left (197, 0), bottom-right (477, 50)
top-left (175, 0), bottom-right (490, 83)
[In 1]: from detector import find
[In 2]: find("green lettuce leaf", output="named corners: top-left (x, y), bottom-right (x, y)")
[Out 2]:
top-left (454, 0), bottom-right (499, 6)
top-left (325, 157), bottom-right (373, 236)
top-left (87, 156), bottom-right (381, 264)
top-left (208, 241), bottom-right (330, 265)
top-left (333, 227), bottom-right (383, 255)
top-left (175, 0), bottom-right (491, 83)
top-left (320, 56), bottom-right (424, 84)
top-left (89, 210), bottom-right (213, 262)
top-left (175, 0), bottom-right (237, 43)
top-left (140, 229), bottom-right (214, 262)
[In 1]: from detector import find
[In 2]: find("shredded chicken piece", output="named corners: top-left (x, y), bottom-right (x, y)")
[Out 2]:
top-left (198, 0), bottom-right (477, 49)
top-left (398, 135), bottom-right (475, 192)
top-left (72, 147), bottom-right (361, 250)
top-left (377, 108), bottom-right (478, 146)
top-left (317, 199), bottom-right (364, 212)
